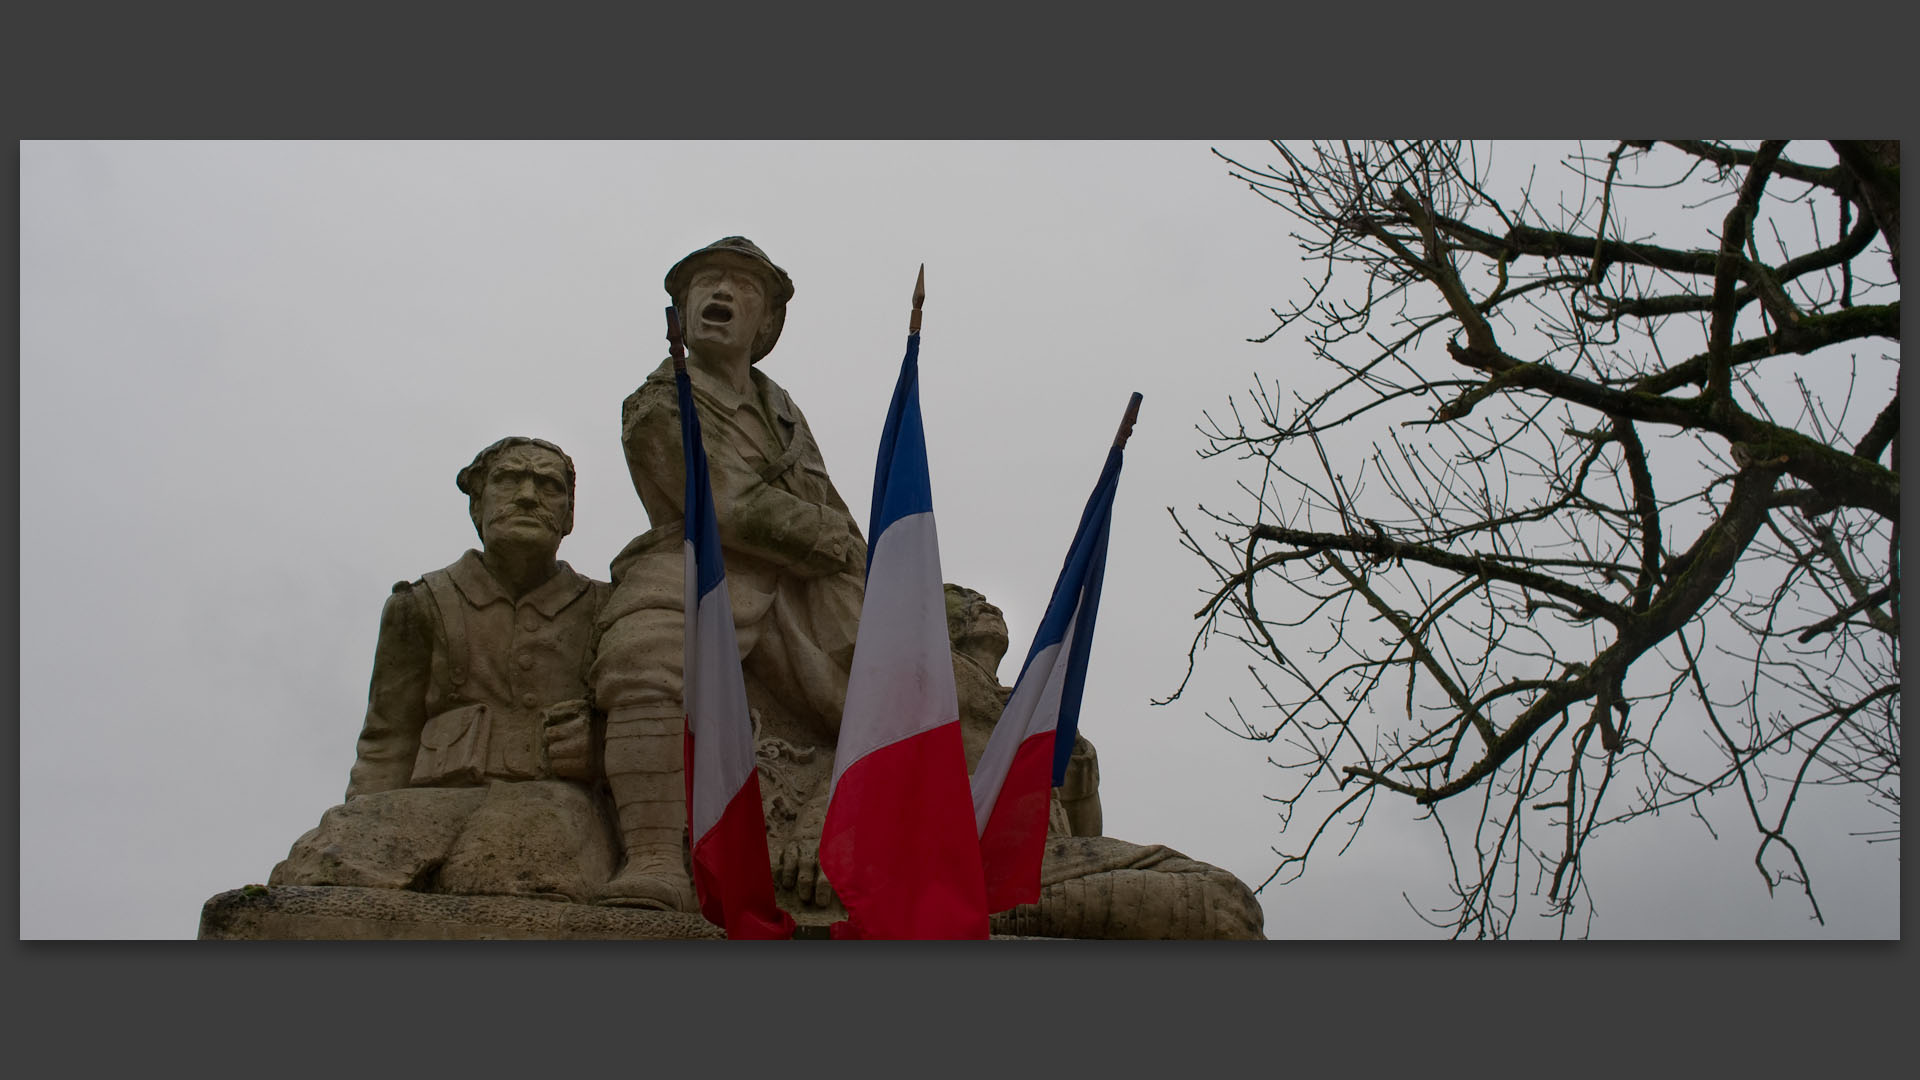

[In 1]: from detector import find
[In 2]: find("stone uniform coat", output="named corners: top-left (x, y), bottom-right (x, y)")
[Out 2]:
top-left (347, 550), bottom-right (611, 798)
top-left (274, 553), bottom-right (618, 902)
top-left (592, 357), bottom-right (865, 739)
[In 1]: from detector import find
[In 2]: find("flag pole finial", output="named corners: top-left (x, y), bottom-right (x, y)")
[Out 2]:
top-left (666, 305), bottom-right (687, 373)
top-left (1114, 391), bottom-right (1144, 449)
top-left (909, 263), bottom-right (926, 335)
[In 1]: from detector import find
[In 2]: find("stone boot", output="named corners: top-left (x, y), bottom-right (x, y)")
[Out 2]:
top-left (597, 707), bottom-right (697, 911)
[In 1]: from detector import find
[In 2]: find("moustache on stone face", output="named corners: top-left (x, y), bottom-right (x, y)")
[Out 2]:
top-left (489, 506), bottom-right (560, 529)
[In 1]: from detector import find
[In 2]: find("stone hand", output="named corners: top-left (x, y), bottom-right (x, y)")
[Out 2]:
top-left (541, 700), bottom-right (594, 781)
top-left (774, 839), bottom-right (837, 909)
top-left (773, 791), bottom-right (836, 908)
top-left (835, 511), bottom-right (872, 575)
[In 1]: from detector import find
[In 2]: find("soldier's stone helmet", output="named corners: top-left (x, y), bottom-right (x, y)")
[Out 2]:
top-left (665, 236), bottom-right (795, 364)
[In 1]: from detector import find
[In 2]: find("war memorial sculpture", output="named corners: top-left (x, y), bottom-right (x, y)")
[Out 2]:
top-left (203, 237), bottom-right (1264, 940)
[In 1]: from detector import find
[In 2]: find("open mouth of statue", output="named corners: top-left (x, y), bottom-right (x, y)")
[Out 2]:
top-left (701, 302), bottom-right (733, 324)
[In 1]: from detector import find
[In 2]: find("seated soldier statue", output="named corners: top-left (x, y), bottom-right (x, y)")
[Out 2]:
top-left (271, 437), bottom-right (618, 903)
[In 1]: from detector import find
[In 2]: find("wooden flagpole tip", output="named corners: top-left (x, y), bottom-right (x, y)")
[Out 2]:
top-left (909, 263), bottom-right (926, 334)
top-left (665, 304), bottom-right (687, 372)
top-left (1114, 391), bottom-right (1143, 448)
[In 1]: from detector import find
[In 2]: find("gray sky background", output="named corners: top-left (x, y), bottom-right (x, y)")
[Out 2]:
top-left (18, 140), bottom-right (1898, 939)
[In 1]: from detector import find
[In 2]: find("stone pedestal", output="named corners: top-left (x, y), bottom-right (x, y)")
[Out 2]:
top-left (198, 885), bottom-right (1068, 940)
top-left (198, 885), bottom-right (729, 941)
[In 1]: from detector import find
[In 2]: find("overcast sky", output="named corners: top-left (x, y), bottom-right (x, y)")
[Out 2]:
top-left (18, 140), bottom-right (1898, 939)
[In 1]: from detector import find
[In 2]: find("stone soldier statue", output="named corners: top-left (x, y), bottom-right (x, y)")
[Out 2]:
top-left (271, 437), bottom-right (619, 902)
top-left (946, 585), bottom-right (1101, 840)
top-left (590, 237), bottom-right (867, 910)
top-left (945, 584), bottom-right (1266, 941)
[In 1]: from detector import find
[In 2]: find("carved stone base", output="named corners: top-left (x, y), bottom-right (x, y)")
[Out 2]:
top-left (198, 885), bottom-right (1092, 940)
top-left (198, 885), bottom-right (728, 941)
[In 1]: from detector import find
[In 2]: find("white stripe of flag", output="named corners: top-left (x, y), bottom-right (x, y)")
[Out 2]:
top-left (818, 330), bottom-right (989, 939)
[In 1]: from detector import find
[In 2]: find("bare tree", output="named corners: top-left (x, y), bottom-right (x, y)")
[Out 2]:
top-left (1167, 141), bottom-right (1899, 937)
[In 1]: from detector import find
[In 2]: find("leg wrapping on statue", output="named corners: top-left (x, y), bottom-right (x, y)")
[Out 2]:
top-left (597, 705), bottom-right (695, 911)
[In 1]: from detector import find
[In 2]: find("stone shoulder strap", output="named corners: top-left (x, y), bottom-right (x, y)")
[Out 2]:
top-left (758, 434), bottom-right (807, 485)
top-left (419, 569), bottom-right (471, 692)
top-left (756, 382), bottom-right (807, 485)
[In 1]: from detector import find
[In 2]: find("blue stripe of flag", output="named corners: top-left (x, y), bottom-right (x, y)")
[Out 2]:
top-left (1008, 443), bottom-right (1123, 786)
top-left (865, 334), bottom-right (935, 574)
top-left (677, 356), bottom-right (727, 599)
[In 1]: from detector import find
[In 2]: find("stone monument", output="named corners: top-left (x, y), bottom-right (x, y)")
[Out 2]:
top-left (203, 237), bottom-right (1266, 940)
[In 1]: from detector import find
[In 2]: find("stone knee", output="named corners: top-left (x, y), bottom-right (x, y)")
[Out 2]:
top-left (269, 787), bottom-right (485, 892)
top-left (438, 781), bottom-right (617, 904)
top-left (590, 604), bottom-right (685, 718)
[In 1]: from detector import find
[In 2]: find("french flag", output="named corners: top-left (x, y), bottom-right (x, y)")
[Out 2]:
top-left (970, 392), bottom-right (1139, 913)
top-left (818, 325), bottom-right (990, 939)
top-left (675, 310), bottom-right (797, 941)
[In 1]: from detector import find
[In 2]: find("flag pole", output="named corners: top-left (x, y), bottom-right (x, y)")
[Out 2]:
top-left (1113, 391), bottom-right (1143, 449)
top-left (666, 305), bottom-right (687, 373)
top-left (909, 263), bottom-right (925, 335)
